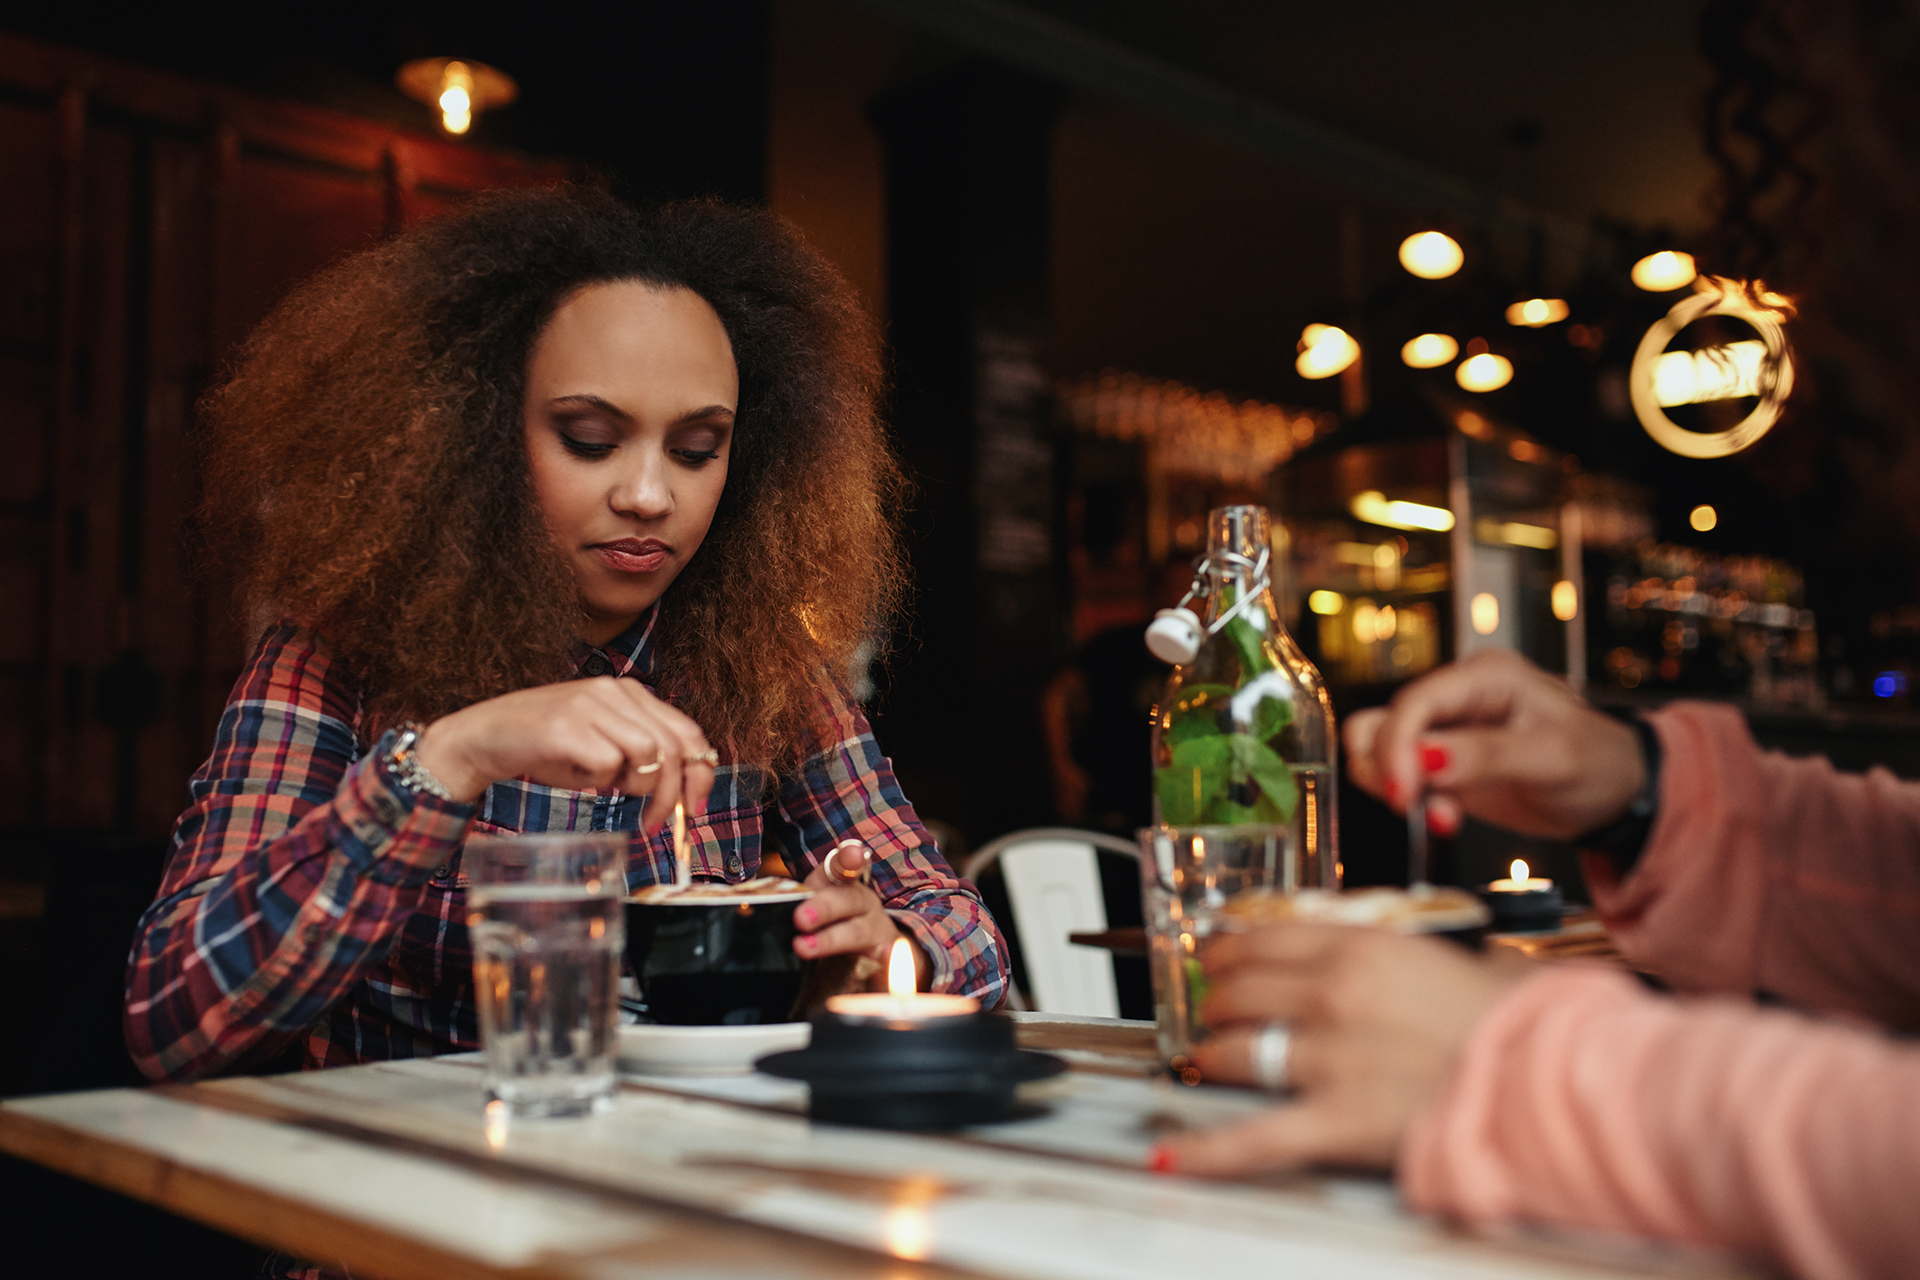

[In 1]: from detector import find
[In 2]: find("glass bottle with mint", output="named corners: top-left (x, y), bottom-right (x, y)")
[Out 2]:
top-left (1148, 504), bottom-right (1339, 889)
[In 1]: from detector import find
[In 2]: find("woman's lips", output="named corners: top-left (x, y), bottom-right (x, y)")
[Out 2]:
top-left (592, 538), bottom-right (670, 574)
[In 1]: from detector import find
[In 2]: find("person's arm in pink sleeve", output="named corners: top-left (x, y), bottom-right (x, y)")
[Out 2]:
top-left (1402, 964), bottom-right (1920, 1280)
top-left (1588, 702), bottom-right (1920, 1028)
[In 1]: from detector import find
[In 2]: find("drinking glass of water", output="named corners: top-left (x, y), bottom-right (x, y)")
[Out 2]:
top-left (1137, 824), bottom-right (1295, 1079)
top-left (465, 831), bottom-right (627, 1117)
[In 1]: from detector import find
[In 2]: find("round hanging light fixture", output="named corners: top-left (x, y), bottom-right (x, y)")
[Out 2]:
top-left (1456, 351), bottom-right (1513, 392)
top-left (397, 57), bottom-right (518, 135)
top-left (1296, 323), bottom-right (1360, 379)
top-left (1400, 333), bottom-right (1459, 368)
top-left (1398, 231), bottom-right (1464, 280)
top-left (1505, 298), bottom-right (1571, 327)
top-left (1628, 278), bottom-right (1794, 458)
top-left (1630, 250), bottom-right (1697, 292)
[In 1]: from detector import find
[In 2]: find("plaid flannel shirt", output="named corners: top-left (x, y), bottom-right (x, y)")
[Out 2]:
top-left (124, 613), bottom-right (1008, 1082)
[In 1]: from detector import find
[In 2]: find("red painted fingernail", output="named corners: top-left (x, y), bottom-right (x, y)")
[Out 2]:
top-left (1428, 806), bottom-right (1460, 837)
top-left (1384, 777), bottom-right (1402, 805)
top-left (1147, 1146), bottom-right (1177, 1174)
top-left (798, 908), bottom-right (814, 927)
top-left (1421, 744), bottom-right (1450, 774)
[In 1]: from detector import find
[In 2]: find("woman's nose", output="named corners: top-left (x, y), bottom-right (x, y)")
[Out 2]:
top-left (610, 456), bottom-right (674, 520)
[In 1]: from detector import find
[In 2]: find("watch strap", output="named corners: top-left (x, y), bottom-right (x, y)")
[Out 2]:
top-left (1572, 710), bottom-right (1662, 875)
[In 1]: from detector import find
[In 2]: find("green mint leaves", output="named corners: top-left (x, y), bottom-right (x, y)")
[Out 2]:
top-left (1156, 678), bottom-right (1299, 827)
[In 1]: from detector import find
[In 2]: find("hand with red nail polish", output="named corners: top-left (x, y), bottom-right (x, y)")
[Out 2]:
top-left (1150, 923), bottom-right (1529, 1180)
top-left (1342, 649), bottom-right (1645, 839)
top-left (792, 845), bottom-right (931, 990)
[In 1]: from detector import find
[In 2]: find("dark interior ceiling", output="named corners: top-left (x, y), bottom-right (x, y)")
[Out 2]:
top-left (18, 1), bottom-right (1716, 233)
top-left (874, 0), bottom-right (1717, 232)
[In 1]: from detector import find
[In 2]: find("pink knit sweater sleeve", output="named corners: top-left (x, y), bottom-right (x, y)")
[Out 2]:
top-left (1400, 966), bottom-right (1920, 1280)
top-left (1399, 702), bottom-right (1920, 1278)
top-left (1585, 701), bottom-right (1920, 1025)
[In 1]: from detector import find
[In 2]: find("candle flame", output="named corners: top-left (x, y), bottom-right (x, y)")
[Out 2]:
top-left (484, 1098), bottom-right (508, 1151)
top-left (1511, 859), bottom-right (1529, 883)
top-left (888, 937), bottom-right (915, 996)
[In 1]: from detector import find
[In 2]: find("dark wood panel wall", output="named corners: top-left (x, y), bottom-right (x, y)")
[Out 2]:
top-left (0, 33), bottom-right (565, 840)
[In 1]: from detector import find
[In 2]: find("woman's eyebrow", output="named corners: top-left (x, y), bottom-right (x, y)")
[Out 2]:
top-left (547, 393), bottom-right (632, 421)
top-left (676, 404), bottom-right (736, 425)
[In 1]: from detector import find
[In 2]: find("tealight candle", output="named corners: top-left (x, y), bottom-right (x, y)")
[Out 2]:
top-left (758, 936), bottom-right (1054, 1128)
top-left (825, 939), bottom-right (980, 1023)
top-left (1477, 859), bottom-right (1565, 932)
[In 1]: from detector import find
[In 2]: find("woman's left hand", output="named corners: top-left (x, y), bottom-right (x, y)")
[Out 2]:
top-left (793, 858), bottom-right (931, 990)
top-left (1152, 924), bottom-right (1530, 1177)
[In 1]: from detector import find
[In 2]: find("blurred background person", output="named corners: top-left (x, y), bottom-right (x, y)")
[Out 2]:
top-left (1154, 5), bottom-right (1920, 1275)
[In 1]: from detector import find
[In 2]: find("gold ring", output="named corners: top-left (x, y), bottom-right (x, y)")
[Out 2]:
top-left (630, 757), bottom-right (663, 776)
top-left (689, 749), bottom-right (720, 767)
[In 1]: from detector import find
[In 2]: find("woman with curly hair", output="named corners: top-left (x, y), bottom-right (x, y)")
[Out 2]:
top-left (124, 186), bottom-right (1007, 1083)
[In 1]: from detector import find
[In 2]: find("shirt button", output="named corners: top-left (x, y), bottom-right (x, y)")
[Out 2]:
top-left (374, 794), bottom-right (403, 824)
top-left (433, 865), bottom-right (451, 880)
top-left (582, 654), bottom-right (610, 677)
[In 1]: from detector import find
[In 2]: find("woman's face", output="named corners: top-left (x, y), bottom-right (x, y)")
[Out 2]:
top-left (524, 281), bottom-right (738, 646)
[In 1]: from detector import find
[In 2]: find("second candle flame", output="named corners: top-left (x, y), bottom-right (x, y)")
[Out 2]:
top-left (888, 937), bottom-right (915, 996)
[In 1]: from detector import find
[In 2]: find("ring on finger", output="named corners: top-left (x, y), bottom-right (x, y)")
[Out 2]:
top-left (1250, 1021), bottom-right (1292, 1092)
top-left (688, 748), bottom-right (720, 767)
top-left (630, 754), bottom-right (664, 776)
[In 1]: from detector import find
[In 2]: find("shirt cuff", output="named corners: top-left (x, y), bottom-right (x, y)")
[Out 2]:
top-left (332, 731), bottom-right (476, 885)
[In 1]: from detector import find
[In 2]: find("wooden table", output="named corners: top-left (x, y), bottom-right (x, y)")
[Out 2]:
top-left (1, 1014), bottom-right (1739, 1280)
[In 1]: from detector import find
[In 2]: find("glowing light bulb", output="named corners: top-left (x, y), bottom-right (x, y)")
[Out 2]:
top-left (439, 62), bottom-right (475, 133)
top-left (1350, 490), bottom-right (1455, 532)
top-left (1631, 251), bottom-right (1697, 292)
top-left (1399, 231), bottom-right (1464, 280)
top-left (1401, 333), bottom-right (1459, 368)
top-left (1505, 298), bottom-right (1570, 328)
top-left (1456, 352), bottom-right (1514, 392)
top-left (1296, 324), bottom-right (1359, 379)
top-left (1690, 504), bottom-right (1717, 532)
top-left (1470, 592), bottom-right (1500, 635)
top-left (1551, 579), bottom-right (1579, 622)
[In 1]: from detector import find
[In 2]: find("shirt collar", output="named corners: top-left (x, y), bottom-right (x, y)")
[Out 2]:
top-left (571, 603), bottom-right (660, 682)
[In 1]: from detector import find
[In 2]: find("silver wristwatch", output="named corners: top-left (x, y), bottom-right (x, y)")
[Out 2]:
top-left (385, 721), bottom-right (454, 801)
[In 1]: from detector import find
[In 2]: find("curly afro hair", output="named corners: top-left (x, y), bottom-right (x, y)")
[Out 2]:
top-left (198, 185), bottom-right (904, 767)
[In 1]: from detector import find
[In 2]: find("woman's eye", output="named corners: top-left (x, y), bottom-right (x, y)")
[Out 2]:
top-left (561, 435), bottom-right (614, 459)
top-left (674, 447), bottom-right (722, 465)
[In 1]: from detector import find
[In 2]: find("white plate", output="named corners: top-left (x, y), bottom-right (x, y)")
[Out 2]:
top-left (616, 1022), bottom-right (811, 1076)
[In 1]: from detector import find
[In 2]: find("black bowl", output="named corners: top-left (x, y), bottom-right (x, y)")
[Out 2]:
top-left (624, 891), bottom-right (813, 1025)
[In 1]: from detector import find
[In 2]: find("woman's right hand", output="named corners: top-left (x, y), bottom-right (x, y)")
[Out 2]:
top-left (1344, 648), bottom-right (1644, 841)
top-left (410, 677), bottom-right (715, 833)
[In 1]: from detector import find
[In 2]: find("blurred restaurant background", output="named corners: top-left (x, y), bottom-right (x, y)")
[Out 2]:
top-left (3, 0), bottom-right (1919, 1095)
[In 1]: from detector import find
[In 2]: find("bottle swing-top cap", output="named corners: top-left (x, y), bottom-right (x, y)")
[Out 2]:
top-left (1145, 607), bottom-right (1204, 665)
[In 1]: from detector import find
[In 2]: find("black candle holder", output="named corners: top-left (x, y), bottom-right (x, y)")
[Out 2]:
top-left (757, 1012), bottom-right (1065, 1129)
top-left (1476, 881), bottom-right (1565, 932)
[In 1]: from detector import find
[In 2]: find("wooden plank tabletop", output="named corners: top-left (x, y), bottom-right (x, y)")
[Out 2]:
top-left (1, 1014), bottom-right (1745, 1280)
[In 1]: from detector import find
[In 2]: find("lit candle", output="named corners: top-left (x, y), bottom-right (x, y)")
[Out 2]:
top-left (825, 938), bottom-right (979, 1023)
top-left (1488, 858), bottom-right (1551, 892)
top-left (1477, 859), bottom-right (1565, 932)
